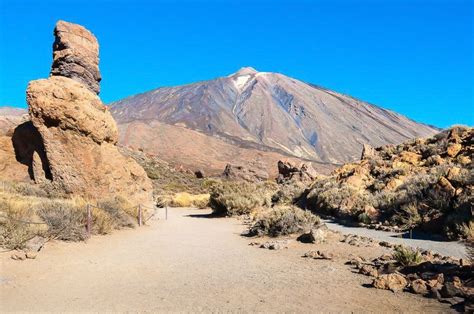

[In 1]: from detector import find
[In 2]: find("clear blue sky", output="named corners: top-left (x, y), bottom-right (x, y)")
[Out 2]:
top-left (0, 0), bottom-right (472, 128)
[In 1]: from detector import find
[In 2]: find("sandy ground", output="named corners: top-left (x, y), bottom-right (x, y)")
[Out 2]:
top-left (0, 208), bottom-right (453, 313)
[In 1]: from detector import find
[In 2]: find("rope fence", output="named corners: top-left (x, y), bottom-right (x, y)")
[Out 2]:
top-left (0, 202), bottom-right (168, 247)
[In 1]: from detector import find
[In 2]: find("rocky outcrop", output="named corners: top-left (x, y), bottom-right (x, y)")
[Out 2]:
top-left (222, 163), bottom-right (269, 182)
top-left (22, 20), bottom-right (152, 203)
top-left (305, 126), bottom-right (473, 240)
top-left (277, 160), bottom-right (318, 183)
top-left (50, 20), bottom-right (101, 95)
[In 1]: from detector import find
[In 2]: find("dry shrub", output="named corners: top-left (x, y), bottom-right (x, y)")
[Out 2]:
top-left (248, 205), bottom-right (320, 237)
top-left (37, 200), bottom-right (87, 241)
top-left (0, 197), bottom-right (45, 249)
top-left (209, 181), bottom-right (277, 216)
top-left (169, 192), bottom-right (210, 208)
top-left (97, 196), bottom-right (137, 229)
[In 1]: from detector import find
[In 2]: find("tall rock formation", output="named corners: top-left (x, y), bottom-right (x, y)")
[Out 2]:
top-left (24, 20), bottom-right (152, 203)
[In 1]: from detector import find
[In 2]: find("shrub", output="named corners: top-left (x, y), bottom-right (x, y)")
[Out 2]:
top-left (392, 245), bottom-right (423, 266)
top-left (0, 197), bottom-right (46, 249)
top-left (272, 181), bottom-right (307, 205)
top-left (169, 192), bottom-right (210, 208)
top-left (97, 196), bottom-right (137, 229)
top-left (37, 201), bottom-right (87, 241)
top-left (209, 181), bottom-right (276, 216)
top-left (248, 206), bottom-right (320, 237)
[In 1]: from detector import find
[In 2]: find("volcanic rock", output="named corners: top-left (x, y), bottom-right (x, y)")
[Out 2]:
top-left (277, 160), bottom-right (318, 183)
top-left (50, 20), bottom-right (101, 94)
top-left (373, 273), bottom-right (408, 292)
top-left (23, 20), bottom-right (152, 203)
top-left (222, 163), bottom-right (269, 182)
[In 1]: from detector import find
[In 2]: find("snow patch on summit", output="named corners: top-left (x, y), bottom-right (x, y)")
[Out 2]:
top-left (233, 75), bottom-right (251, 91)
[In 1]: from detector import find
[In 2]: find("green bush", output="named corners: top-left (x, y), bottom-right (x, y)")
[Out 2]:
top-left (392, 245), bottom-right (423, 266)
top-left (248, 205), bottom-right (320, 237)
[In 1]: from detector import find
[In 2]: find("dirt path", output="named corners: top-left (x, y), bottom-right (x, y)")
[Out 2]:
top-left (0, 208), bottom-right (452, 312)
top-left (323, 220), bottom-right (467, 259)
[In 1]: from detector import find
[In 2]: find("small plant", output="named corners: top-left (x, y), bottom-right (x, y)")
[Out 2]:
top-left (37, 201), bottom-right (87, 241)
top-left (97, 196), bottom-right (136, 229)
top-left (392, 245), bottom-right (423, 266)
top-left (248, 205), bottom-right (320, 237)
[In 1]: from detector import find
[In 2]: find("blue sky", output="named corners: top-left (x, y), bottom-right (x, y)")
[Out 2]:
top-left (0, 0), bottom-right (472, 128)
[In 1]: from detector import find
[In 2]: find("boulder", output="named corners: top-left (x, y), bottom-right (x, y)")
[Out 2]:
top-left (222, 163), bottom-right (269, 182)
top-left (411, 279), bottom-right (428, 295)
top-left (360, 144), bottom-right (377, 160)
top-left (373, 273), bottom-right (407, 292)
top-left (194, 169), bottom-right (205, 179)
top-left (297, 226), bottom-right (327, 244)
top-left (437, 177), bottom-right (456, 197)
top-left (446, 143), bottom-right (462, 157)
top-left (50, 20), bottom-right (101, 94)
top-left (359, 265), bottom-right (379, 277)
top-left (277, 160), bottom-right (318, 183)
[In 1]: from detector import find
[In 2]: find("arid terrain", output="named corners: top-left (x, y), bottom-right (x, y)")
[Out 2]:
top-left (0, 208), bottom-right (454, 313)
top-left (0, 18), bottom-right (472, 314)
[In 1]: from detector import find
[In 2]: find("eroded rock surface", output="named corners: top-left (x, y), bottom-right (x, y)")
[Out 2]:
top-left (50, 20), bottom-right (101, 94)
top-left (22, 20), bottom-right (152, 203)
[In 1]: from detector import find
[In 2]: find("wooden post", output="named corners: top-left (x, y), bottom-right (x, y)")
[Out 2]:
top-left (165, 206), bottom-right (168, 220)
top-left (410, 228), bottom-right (413, 239)
top-left (86, 204), bottom-right (92, 237)
top-left (138, 204), bottom-right (142, 226)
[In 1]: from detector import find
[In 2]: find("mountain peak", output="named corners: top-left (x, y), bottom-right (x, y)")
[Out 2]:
top-left (233, 67), bottom-right (258, 76)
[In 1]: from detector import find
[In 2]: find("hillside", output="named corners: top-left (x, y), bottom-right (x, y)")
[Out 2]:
top-left (111, 67), bottom-right (438, 173)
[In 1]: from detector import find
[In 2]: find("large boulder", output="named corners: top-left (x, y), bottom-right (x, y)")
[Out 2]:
top-left (222, 163), bottom-right (269, 182)
top-left (50, 20), bottom-right (101, 95)
top-left (277, 160), bottom-right (318, 183)
top-left (22, 20), bottom-right (152, 204)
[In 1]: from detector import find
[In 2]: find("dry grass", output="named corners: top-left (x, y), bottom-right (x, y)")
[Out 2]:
top-left (169, 192), bottom-right (210, 209)
top-left (0, 180), bottom-right (144, 248)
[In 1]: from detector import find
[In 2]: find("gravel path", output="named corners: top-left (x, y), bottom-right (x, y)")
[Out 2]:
top-left (0, 208), bottom-right (451, 312)
top-left (323, 219), bottom-right (467, 259)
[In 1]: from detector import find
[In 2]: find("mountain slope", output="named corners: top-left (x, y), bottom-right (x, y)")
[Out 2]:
top-left (110, 67), bottom-right (438, 170)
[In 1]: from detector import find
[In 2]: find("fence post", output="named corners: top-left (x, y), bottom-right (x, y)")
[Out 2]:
top-left (138, 204), bottom-right (142, 227)
top-left (165, 206), bottom-right (168, 220)
top-left (86, 204), bottom-right (92, 237)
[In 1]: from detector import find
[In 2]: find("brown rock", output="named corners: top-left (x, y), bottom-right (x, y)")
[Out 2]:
top-left (25, 251), bottom-right (38, 259)
top-left (446, 167), bottom-right (461, 181)
top-left (438, 177), bottom-right (456, 197)
top-left (446, 143), bottom-right (462, 157)
top-left (50, 20), bottom-right (101, 94)
top-left (360, 143), bottom-right (377, 160)
top-left (373, 273), bottom-right (407, 292)
top-left (21, 21), bottom-right (153, 204)
top-left (303, 250), bottom-right (333, 260)
top-left (277, 160), bottom-right (318, 183)
top-left (223, 163), bottom-right (269, 182)
top-left (297, 227), bottom-right (327, 244)
top-left (359, 265), bottom-right (378, 277)
top-left (399, 151), bottom-right (422, 165)
top-left (411, 279), bottom-right (428, 295)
